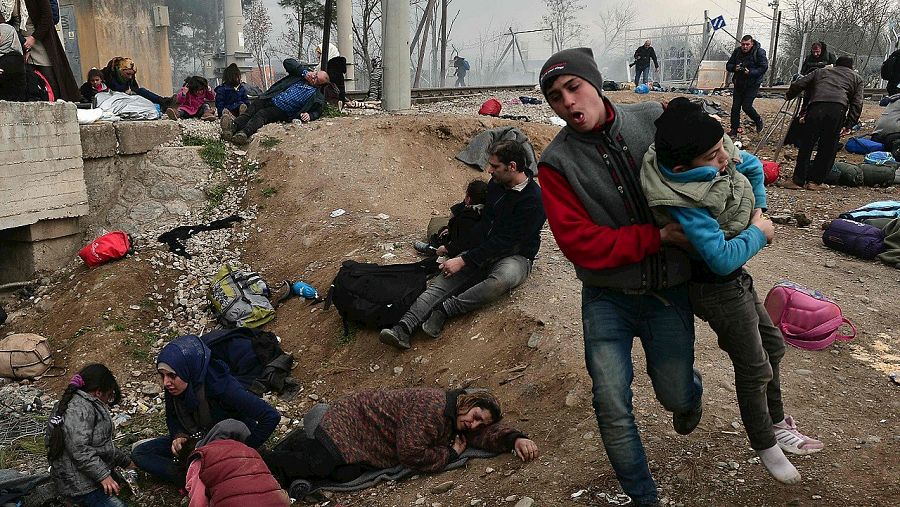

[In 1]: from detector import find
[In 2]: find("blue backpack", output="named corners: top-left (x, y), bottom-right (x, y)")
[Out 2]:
top-left (845, 137), bottom-right (884, 154)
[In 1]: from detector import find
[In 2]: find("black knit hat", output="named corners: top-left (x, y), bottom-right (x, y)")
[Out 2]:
top-left (539, 48), bottom-right (603, 98)
top-left (654, 97), bottom-right (724, 168)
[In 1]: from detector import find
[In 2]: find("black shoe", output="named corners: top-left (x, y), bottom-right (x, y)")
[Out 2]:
top-left (755, 119), bottom-right (764, 133)
top-left (379, 325), bottom-right (411, 350)
top-left (422, 309), bottom-right (447, 338)
top-left (673, 369), bottom-right (704, 435)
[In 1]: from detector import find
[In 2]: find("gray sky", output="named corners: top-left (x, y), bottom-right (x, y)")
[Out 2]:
top-left (261, 0), bottom-right (778, 61)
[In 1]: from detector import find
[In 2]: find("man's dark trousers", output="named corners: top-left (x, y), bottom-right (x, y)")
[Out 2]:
top-left (233, 98), bottom-right (289, 136)
top-left (791, 102), bottom-right (846, 185)
top-left (730, 82), bottom-right (763, 132)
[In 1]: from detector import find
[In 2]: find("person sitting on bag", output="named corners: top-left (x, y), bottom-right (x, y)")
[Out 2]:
top-left (260, 388), bottom-right (538, 488)
top-left (641, 98), bottom-right (824, 485)
top-left (379, 139), bottom-right (546, 350)
top-left (131, 335), bottom-right (280, 485)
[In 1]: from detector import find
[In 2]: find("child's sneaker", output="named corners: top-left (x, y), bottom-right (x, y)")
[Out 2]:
top-left (165, 107), bottom-right (179, 121)
top-left (232, 132), bottom-right (249, 145)
top-left (413, 241), bottom-right (435, 255)
top-left (773, 415), bottom-right (824, 455)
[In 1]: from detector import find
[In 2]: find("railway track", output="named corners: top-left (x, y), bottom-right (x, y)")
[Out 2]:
top-left (345, 84), bottom-right (537, 104)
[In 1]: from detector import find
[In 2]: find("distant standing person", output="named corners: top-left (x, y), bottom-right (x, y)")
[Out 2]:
top-left (454, 56), bottom-right (469, 87)
top-left (726, 35), bottom-right (768, 136)
top-left (781, 56), bottom-right (864, 191)
top-left (18, 0), bottom-right (80, 101)
top-left (881, 47), bottom-right (900, 95)
top-left (632, 39), bottom-right (659, 86)
top-left (800, 42), bottom-right (835, 75)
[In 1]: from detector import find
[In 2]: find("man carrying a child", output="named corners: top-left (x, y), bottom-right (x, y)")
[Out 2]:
top-left (380, 140), bottom-right (546, 350)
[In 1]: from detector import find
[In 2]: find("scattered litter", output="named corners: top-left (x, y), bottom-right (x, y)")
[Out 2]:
top-left (549, 116), bottom-right (567, 127)
top-left (330, 208), bottom-right (346, 218)
top-left (571, 489), bottom-right (587, 499)
top-left (381, 253), bottom-right (396, 260)
top-left (375, 213), bottom-right (390, 220)
top-left (890, 372), bottom-right (899, 386)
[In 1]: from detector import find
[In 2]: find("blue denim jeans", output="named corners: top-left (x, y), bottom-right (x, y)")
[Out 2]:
top-left (634, 66), bottom-right (650, 85)
top-left (72, 488), bottom-right (127, 507)
top-left (582, 284), bottom-right (702, 505)
top-left (399, 255), bottom-right (532, 331)
top-left (132, 436), bottom-right (183, 485)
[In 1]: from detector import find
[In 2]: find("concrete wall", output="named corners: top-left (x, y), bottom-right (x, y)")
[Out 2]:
top-left (63, 0), bottom-right (173, 95)
top-left (0, 101), bottom-right (88, 231)
top-left (0, 101), bottom-right (89, 283)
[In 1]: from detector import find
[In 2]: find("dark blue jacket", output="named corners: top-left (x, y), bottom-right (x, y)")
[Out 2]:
top-left (214, 83), bottom-right (249, 116)
top-left (726, 40), bottom-right (768, 88)
top-left (460, 178), bottom-right (546, 267)
top-left (164, 376), bottom-right (279, 448)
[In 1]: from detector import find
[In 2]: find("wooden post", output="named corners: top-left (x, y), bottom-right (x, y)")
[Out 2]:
top-left (321, 0), bottom-right (334, 63)
top-left (440, 0), bottom-right (447, 87)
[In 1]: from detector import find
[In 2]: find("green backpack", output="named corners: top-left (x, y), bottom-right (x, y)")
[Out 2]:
top-left (208, 264), bottom-right (275, 328)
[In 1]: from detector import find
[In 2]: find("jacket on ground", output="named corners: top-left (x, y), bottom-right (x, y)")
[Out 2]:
top-left (48, 391), bottom-right (130, 497)
top-left (317, 388), bottom-right (524, 472)
top-left (187, 439), bottom-right (289, 507)
top-left (538, 98), bottom-right (691, 290)
top-left (726, 40), bottom-right (768, 88)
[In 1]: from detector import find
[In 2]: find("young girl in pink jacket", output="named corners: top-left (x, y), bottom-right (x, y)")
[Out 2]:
top-left (167, 76), bottom-right (216, 121)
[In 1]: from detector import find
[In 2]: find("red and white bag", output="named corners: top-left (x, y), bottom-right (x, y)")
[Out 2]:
top-left (78, 231), bottom-right (133, 267)
top-left (763, 281), bottom-right (856, 351)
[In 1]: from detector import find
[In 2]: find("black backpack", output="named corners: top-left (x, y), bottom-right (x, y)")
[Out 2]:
top-left (324, 258), bottom-right (439, 333)
top-left (200, 328), bottom-right (295, 395)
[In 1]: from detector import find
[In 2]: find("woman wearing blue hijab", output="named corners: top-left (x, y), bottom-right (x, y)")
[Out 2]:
top-left (132, 335), bottom-right (280, 484)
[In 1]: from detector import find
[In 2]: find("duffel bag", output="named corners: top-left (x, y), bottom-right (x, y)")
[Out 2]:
top-left (822, 219), bottom-right (885, 259)
top-left (0, 333), bottom-right (52, 379)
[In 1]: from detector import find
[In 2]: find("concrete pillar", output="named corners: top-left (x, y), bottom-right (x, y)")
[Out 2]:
top-left (337, 0), bottom-right (355, 86)
top-left (224, 0), bottom-right (245, 66)
top-left (382, 0), bottom-right (410, 110)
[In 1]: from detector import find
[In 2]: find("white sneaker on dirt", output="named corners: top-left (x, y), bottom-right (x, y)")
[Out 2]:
top-left (773, 416), bottom-right (824, 455)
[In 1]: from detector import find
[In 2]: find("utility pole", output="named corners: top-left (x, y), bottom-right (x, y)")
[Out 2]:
top-left (736, 0), bottom-right (747, 45)
top-left (768, 0), bottom-right (779, 60)
top-left (223, 0), bottom-right (244, 66)
top-left (382, 0), bottom-right (411, 111)
top-left (321, 0), bottom-right (334, 64)
top-left (440, 0), bottom-right (447, 87)
top-left (337, 0), bottom-right (354, 85)
top-left (769, 10), bottom-right (781, 85)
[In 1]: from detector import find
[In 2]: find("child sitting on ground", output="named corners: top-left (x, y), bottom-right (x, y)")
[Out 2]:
top-left (215, 63), bottom-right (250, 118)
top-left (79, 68), bottom-right (108, 103)
top-left (640, 97), bottom-right (824, 485)
top-left (47, 364), bottom-right (132, 507)
top-left (167, 76), bottom-right (216, 121)
top-left (415, 179), bottom-right (488, 258)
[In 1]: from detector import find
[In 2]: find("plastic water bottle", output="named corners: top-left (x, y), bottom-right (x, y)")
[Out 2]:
top-left (290, 281), bottom-right (318, 299)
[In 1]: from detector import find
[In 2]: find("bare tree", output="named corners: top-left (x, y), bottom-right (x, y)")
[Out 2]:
top-left (542, 0), bottom-right (585, 51)
top-left (594, 3), bottom-right (636, 63)
top-left (277, 0), bottom-right (326, 60)
top-left (780, 0), bottom-right (899, 83)
top-left (245, 0), bottom-right (274, 88)
top-left (352, 0), bottom-right (382, 89)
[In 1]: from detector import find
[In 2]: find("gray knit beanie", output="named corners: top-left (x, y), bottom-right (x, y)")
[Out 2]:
top-left (539, 48), bottom-right (603, 98)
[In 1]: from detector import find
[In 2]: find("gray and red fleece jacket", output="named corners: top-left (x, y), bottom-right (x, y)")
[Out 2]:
top-left (538, 98), bottom-right (691, 290)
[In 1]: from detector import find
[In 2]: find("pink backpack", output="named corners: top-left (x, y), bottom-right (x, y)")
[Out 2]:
top-left (764, 281), bottom-right (856, 350)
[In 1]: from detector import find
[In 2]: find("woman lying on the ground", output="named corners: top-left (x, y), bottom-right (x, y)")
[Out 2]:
top-left (260, 387), bottom-right (539, 487)
top-left (132, 335), bottom-right (280, 485)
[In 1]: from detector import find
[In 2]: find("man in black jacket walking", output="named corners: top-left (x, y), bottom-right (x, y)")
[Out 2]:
top-left (380, 140), bottom-right (546, 350)
top-left (726, 35), bottom-right (768, 135)
top-left (633, 40), bottom-right (659, 86)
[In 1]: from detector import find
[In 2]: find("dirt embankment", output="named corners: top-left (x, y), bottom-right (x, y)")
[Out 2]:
top-left (5, 103), bottom-right (899, 506)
